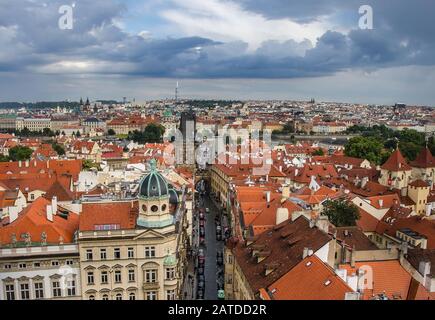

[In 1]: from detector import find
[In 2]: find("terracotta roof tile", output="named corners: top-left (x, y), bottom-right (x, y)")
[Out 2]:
top-left (0, 197), bottom-right (79, 245)
top-left (410, 147), bottom-right (435, 169)
top-left (229, 216), bottom-right (332, 295)
top-left (79, 201), bottom-right (138, 231)
top-left (339, 260), bottom-right (412, 300)
top-left (381, 149), bottom-right (412, 171)
top-left (268, 255), bottom-right (354, 300)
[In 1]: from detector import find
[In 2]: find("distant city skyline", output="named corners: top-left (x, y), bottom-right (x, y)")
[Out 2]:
top-left (0, 1), bottom-right (434, 105)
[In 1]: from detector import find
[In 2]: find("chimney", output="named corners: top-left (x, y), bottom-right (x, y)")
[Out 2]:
top-left (18, 160), bottom-right (22, 167)
top-left (378, 199), bottom-right (384, 208)
top-left (419, 261), bottom-right (431, 284)
top-left (309, 219), bottom-right (316, 228)
top-left (25, 160), bottom-right (29, 167)
top-left (276, 208), bottom-right (289, 225)
top-left (265, 191), bottom-right (271, 204)
top-left (51, 196), bottom-right (58, 215)
top-left (425, 204), bottom-right (432, 217)
top-left (302, 247), bottom-right (313, 259)
top-left (9, 207), bottom-right (19, 223)
top-left (401, 187), bottom-right (407, 197)
top-left (46, 205), bottom-right (53, 222)
top-left (282, 184), bottom-right (290, 199)
top-left (361, 177), bottom-right (368, 188)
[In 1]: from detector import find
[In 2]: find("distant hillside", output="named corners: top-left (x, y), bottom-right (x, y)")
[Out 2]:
top-left (0, 101), bottom-right (80, 109)
top-left (185, 100), bottom-right (242, 108)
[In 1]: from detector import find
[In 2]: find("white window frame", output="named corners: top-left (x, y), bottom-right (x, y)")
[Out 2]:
top-left (52, 280), bottom-right (62, 297)
top-left (34, 282), bottom-right (44, 299)
top-left (20, 283), bottom-right (30, 300)
top-left (144, 246), bottom-right (156, 258)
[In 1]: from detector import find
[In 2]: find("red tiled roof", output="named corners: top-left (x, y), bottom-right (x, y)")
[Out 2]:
top-left (230, 216), bottom-right (332, 295)
top-left (366, 193), bottom-right (401, 209)
top-left (79, 201), bottom-right (138, 231)
top-left (376, 216), bottom-right (435, 249)
top-left (44, 180), bottom-right (75, 202)
top-left (0, 159), bottom-right (81, 182)
top-left (410, 147), bottom-right (435, 169)
top-left (333, 226), bottom-right (379, 250)
top-left (294, 163), bottom-right (338, 184)
top-left (330, 155), bottom-right (367, 167)
top-left (409, 179), bottom-right (430, 188)
top-left (356, 207), bottom-right (380, 232)
top-left (339, 261), bottom-right (411, 300)
top-left (381, 149), bottom-right (412, 171)
top-left (0, 197), bottom-right (79, 245)
top-left (268, 255), bottom-right (353, 300)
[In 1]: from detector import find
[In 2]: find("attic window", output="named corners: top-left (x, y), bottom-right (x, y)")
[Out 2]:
top-left (306, 261), bottom-right (312, 267)
top-left (324, 280), bottom-right (331, 286)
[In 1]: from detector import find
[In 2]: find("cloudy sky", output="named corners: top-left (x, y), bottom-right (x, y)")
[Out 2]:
top-left (0, 0), bottom-right (434, 105)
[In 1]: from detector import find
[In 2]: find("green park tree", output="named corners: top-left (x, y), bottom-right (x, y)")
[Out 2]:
top-left (8, 146), bottom-right (34, 161)
top-left (322, 199), bottom-right (360, 227)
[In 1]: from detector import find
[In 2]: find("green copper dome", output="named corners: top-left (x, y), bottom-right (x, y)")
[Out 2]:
top-left (139, 159), bottom-right (169, 199)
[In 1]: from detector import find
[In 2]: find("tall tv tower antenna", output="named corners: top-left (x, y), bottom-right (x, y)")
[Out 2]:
top-left (175, 81), bottom-right (179, 102)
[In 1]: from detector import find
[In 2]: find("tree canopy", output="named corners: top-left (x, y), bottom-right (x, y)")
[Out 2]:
top-left (311, 148), bottom-right (325, 156)
top-left (52, 143), bottom-right (65, 156)
top-left (8, 146), bottom-right (34, 161)
top-left (322, 199), bottom-right (360, 227)
top-left (128, 123), bottom-right (165, 144)
top-left (345, 124), bottom-right (433, 163)
top-left (344, 136), bottom-right (389, 164)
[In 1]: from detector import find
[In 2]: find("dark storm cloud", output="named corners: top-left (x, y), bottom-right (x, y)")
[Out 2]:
top-left (0, 0), bottom-right (434, 79)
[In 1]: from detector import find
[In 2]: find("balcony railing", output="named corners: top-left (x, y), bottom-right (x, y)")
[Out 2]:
top-left (143, 281), bottom-right (160, 290)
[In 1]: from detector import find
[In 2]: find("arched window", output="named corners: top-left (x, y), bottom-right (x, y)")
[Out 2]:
top-left (102, 294), bottom-right (109, 300)
top-left (89, 295), bottom-right (95, 300)
top-left (142, 204), bottom-right (147, 212)
top-left (129, 292), bottom-right (136, 300)
top-left (161, 204), bottom-right (167, 211)
top-left (151, 205), bottom-right (158, 213)
top-left (115, 293), bottom-right (122, 300)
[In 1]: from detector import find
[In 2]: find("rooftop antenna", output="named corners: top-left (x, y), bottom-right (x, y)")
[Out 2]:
top-left (175, 81), bottom-right (179, 102)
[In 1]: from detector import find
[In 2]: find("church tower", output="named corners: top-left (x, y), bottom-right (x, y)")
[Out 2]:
top-left (137, 159), bottom-right (174, 230)
top-left (378, 148), bottom-right (412, 190)
top-left (410, 147), bottom-right (435, 187)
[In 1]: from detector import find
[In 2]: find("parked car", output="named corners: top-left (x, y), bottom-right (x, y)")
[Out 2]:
top-left (199, 212), bottom-right (205, 220)
top-left (199, 220), bottom-right (205, 227)
top-left (198, 250), bottom-right (205, 265)
top-left (198, 248), bottom-right (205, 257)
top-left (216, 251), bottom-right (223, 265)
top-left (198, 265), bottom-right (205, 274)
top-left (198, 274), bottom-right (205, 283)
top-left (217, 289), bottom-right (225, 300)
top-left (200, 227), bottom-right (205, 236)
top-left (199, 236), bottom-right (205, 246)
top-left (216, 232), bottom-right (222, 241)
top-left (198, 280), bottom-right (205, 290)
top-left (206, 208), bottom-right (210, 213)
top-left (197, 289), bottom-right (204, 300)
